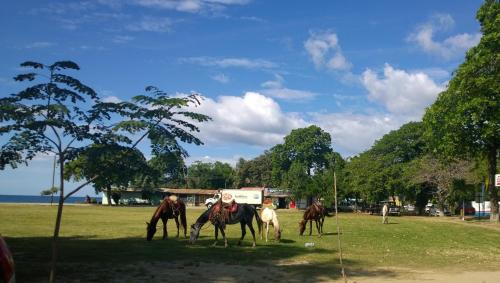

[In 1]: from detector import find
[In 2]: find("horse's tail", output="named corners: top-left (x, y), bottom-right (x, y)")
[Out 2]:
top-left (180, 201), bottom-right (188, 237)
top-left (253, 206), bottom-right (262, 235)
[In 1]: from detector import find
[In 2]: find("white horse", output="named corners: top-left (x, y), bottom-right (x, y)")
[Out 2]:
top-left (260, 207), bottom-right (281, 242)
top-left (382, 203), bottom-right (389, 224)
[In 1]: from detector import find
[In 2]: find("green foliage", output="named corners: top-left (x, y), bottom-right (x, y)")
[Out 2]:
top-left (145, 152), bottom-right (186, 188)
top-left (234, 151), bottom-right (273, 188)
top-left (0, 61), bottom-right (117, 167)
top-left (423, 0), bottom-right (499, 219)
top-left (271, 125), bottom-right (336, 200)
top-left (113, 86), bottom-right (211, 157)
top-left (41, 187), bottom-right (59, 196)
top-left (344, 122), bottom-right (426, 204)
top-left (65, 144), bottom-right (148, 193)
top-left (186, 161), bottom-right (235, 189)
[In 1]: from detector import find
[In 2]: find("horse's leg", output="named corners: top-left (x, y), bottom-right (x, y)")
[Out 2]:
top-left (174, 216), bottom-right (180, 238)
top-left (309, 219), bottom-right (313, 236)
top-left (238, 221), bottom-right (246, 246)
top-left (260, 221), bottom-right (267, 242)
top-left (247, 221), bottom-right (257, 247)
top-left (266, 222), bottom-right (270, 242)
top-left (316, 219), bottom-right (322, 236)
top-left (220, 226), bottom-right (228, 248)
top-left (213, 224), bottom-right (219, 246)
top-left (162, 218), bottom-right (168, 240)
top-left (321, 216), bottom-right (325, 234)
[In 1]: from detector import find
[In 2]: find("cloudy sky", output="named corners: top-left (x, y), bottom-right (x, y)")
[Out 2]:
top-left (0, 0), bottom-right (483, 196)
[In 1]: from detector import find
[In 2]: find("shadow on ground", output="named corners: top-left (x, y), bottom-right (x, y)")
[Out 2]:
top-left (6, 235), bottom-right (397, 282)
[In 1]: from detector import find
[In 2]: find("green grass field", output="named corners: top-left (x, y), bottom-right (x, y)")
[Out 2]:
top-left (1, 204), bottom-right (500, 282)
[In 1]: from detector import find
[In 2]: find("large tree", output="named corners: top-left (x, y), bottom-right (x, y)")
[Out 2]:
top-left (234, 150), bottom-right (273, 188)
top-left (186, 161), bottom-right (235, 189)
top-left (65, 144), bottom-right (148, 205)
top-left (344, 122), bottom-right (426, 204)
top-left (272, 125), bottom-right (334, 203)
top-left (423, 0), bottom-right (500, 221)
top-left (407, 155), bottom-right (474, 216)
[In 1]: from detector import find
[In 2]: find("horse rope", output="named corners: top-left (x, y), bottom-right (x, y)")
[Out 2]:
top-left (334, 171), bottom-right (348, 282)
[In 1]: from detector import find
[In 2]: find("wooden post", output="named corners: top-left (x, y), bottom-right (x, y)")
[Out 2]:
top-left (334, 171), bottom-right (347, 282)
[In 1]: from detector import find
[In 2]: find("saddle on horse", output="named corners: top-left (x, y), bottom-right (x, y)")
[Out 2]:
top-left (209, 199), bottom-right (238, 227)
top-left (165, 195), bottom-right (181, 217)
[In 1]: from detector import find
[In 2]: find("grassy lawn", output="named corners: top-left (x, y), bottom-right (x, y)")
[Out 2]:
top-left (1, 204), bottom-right (500, 282)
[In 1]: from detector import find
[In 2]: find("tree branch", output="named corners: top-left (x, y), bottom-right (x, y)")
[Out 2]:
top-left (64, 175), bottom-right (99, 200)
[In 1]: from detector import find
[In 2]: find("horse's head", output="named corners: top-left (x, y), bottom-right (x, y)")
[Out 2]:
top-left (275, 228), bottom-right (282, 241)
top-left (189, 223), bottom-right (201, 244)
top-left (146, 222), bottom-right (156, 241)
top-left (299, 220), bottom-right (306, 236)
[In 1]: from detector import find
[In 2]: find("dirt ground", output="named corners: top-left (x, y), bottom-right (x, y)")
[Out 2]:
top-left (52, 261), bottom-right (500, 283)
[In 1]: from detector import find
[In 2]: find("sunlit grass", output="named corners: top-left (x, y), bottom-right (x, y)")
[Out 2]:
top-left (1, 204), bottom-right (499, 281)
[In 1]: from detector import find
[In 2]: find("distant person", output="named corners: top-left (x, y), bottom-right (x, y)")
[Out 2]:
top-left (382, 203), bottom-right (389, 224)
top-left (85, 195), bottom-right (91, 204)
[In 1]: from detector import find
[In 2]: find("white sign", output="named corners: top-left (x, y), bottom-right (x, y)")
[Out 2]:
top-left (496, 174), bottom-right (500, 187)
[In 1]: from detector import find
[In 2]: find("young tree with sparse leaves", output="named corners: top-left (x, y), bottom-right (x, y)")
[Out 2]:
top-left (0, 61), bottom-right (211, 282)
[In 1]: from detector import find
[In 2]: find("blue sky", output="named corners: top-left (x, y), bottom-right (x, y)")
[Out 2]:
top-left (0, 0), bottom-right (484, 196)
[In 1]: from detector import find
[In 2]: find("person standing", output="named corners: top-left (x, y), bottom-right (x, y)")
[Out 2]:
top-left (382, 203), bottom-right (389, 224)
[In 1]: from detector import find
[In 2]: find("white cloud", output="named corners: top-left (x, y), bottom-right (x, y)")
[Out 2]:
top-left (259, 74), bottom-right (318, 100)
top-left (25, 42), bottom-right (55, 49)
top-left (181, 56), bottom-right (277, 69)
top-left (407, 13), bottom-right (481, 60)
top-left (312, 112), bottom-right (404, 156)
top-left (304, 31), bottom-right (351, 71)
top-left (211, 73), bottom-right (230, 83)
top-left (190, 92), bottom-right (307, 146)
top-left (134, 0), bottom-right (250, 13)
top-left (112, 35), bottom-right (135, 44)
top-left (102, 96), bottom-right (123, 103)
top-left (240, 16), bottom-right (266, 23)
top-left (126, 17), bottom-right (172, 32)
top-left (362, 63), bottom-right (444, 118)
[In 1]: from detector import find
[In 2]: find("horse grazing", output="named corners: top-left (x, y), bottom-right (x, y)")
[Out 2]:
top-left (299, 202), bottom-right (333, 236)
top-left (146, 197), bottom-right (187, 241)
top-left (189, 201), bottom-right (262, 247)
top-left (260, 207), bottom-right (281, 242)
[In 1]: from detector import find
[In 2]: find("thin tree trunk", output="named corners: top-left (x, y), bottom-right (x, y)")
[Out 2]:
top-left (49, 153), bottom-right (65, 283)
top-left (107, 187), bottom-right (112, 206)
top-left (51, 155), bottom-right (56, 206)
top-left (487, 145), bottom-right (499, 222)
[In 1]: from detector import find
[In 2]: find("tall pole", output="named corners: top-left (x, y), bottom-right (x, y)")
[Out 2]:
top-left (334, 171), bottom-right (347, 282)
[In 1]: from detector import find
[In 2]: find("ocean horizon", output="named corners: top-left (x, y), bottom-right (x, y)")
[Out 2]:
top-left (0, 194), bottom-right (102, 204)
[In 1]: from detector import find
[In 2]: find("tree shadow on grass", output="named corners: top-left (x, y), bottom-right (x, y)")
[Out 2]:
top-left (4, 235), bottom-right (395, 282)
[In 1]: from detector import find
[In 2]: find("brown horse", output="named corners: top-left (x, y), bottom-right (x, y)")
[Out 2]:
top-left (146, 197), bottom-right (187, 241)
top-left (299, 202), bottom-right (333, 236)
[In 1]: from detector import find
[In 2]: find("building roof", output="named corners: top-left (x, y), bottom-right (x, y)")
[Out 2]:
top-left (160, 188), bottom-right (218, 195)
top-left (240, 187), bottom-right (265, 191)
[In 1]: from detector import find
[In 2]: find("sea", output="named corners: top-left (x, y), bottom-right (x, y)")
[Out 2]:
top-left (0, 194), bottom-right (101, 204)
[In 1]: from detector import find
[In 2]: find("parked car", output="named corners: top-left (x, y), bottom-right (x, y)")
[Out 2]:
top-left (0, 236), bottom-right (15, 283)
top-left (455, 204), bottom-right (475, 215)
top-left (381, 201), bottom-right (401, 216)
top-left (425, 203), bottom-right (450, 216)
top-left (367, 203), bottom-right (381, 215)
